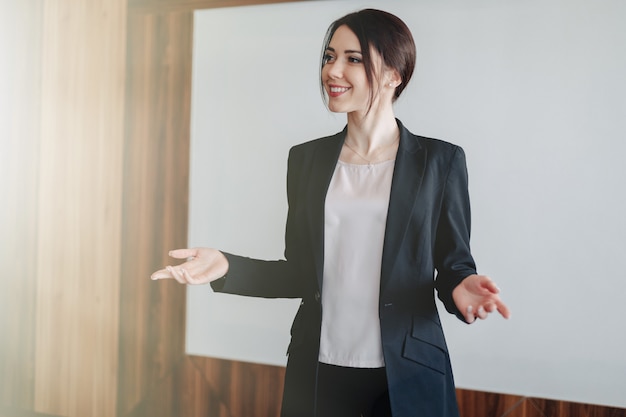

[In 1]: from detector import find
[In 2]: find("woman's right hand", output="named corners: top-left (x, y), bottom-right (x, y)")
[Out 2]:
top-left (150, 247), bottom-right (229, 285)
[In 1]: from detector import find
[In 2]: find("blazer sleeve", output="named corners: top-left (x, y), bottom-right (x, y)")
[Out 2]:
top-left (433, 146), bottom-right (477, 322)
top-left (210, 146), bottom-right (305, 299)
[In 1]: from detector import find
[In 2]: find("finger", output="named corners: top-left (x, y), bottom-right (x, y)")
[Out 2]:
top-left (486, 302), bottom-right (498, 313)
top-left (169, 248), bottom-right (197, 260)
top-left (151, 268), bottom-right (173, 280)
top-left (477, 305), bottom-right (489, 320)
top-left (480, 277), bottom-right (500, 294)
top-left (167, 265), bottom-right (187, 284)
top-left (496, 300), bottom-right (512, 319)
top-left (465, 305), bottom-right (476, 324)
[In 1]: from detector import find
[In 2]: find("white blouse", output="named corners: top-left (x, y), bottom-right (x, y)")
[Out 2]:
top-left (318, 159), bottom-right (395, 368)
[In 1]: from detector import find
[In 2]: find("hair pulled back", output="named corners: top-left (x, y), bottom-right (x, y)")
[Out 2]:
top-left (321, 9), bottom-right (416, 108)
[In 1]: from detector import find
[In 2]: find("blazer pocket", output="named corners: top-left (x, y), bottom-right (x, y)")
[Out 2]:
top-left (401, 315), bottom-right (447, 374)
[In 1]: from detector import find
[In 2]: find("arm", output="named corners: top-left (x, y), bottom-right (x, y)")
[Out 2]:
top-left (213, 145), bottom-right (306, 298)
top-left (151, 146), bottom-right (306, 299)
top-left (433, 146), bottom-right (510, 323)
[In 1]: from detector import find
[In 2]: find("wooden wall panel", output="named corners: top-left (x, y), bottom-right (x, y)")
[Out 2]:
top-left (179, 357), bottom-right (626, 417)
top-left (456, 389), bottom-right (525, 417)
top-left (33, 0), bottom-right (127, 416)
top-left (124, 357), bottom-right (230, 417)
top-left (525, 398), bottom-right (626, 417)
top-left (189, 356), bottom-right (285, 417)
top-left (0, 0), bottom-right (43, 410)
top-left (117, 9), bottom-right (192, 416)
top-left (455, 390), bottom-right (626, 417)
top-left (128, 0), bottom-right (309, 13)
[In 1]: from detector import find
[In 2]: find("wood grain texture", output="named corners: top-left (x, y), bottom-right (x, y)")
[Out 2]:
top-left (0, 1), bottom-right (43, 410)
top-left (123, 357), bottom-right (230, 417)
top-left (188, 356), bottom-right (286, 417)
top-left (455, 390), bottom-right (626, 417)
top-left (117, 9), bottom-right (192, 416)
top-left (526, 398), bottom-right (626, 417)
top-left (456, 389), bottom-right (525, 417)
top-left (178, 359), bottom-right (626, 417)
top-left (33, 0), bottom-right (127, 415)
top-left (128, 0), bottom-right (311, 13)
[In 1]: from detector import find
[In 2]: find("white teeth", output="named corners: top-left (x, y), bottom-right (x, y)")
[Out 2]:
top-left (330, 86), bottom-right (349, 93)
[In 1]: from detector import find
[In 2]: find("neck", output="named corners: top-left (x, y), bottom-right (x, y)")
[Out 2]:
top-left (345, 105), bottom-right (399, 153)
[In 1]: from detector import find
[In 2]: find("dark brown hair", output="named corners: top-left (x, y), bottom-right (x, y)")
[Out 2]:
top-left (320, 9), bottom-right (417, 110)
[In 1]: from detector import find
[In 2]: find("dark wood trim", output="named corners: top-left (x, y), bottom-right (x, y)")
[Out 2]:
top-left (128, 0), bottom-right (312, 13)
top-left (118, 8), bottom-right (193, 417)
top-left (188, 356), bottom-right (285, 417)
top-left (121, 357), bottom-right (230, 417)
top-left (181, 356), bottom-right (626, 417)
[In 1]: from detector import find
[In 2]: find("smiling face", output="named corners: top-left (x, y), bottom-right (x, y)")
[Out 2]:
top-left (321, 25), bottom-right (383, 115)
top-left (319, 10), bottom-right (417, 114)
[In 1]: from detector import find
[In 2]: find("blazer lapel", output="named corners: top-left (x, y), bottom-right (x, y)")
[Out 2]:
top-left (301, 122), bottom-right (424, 294)
top-left (381, 122), bottom-right (426, 292)
top-left (306, 129), bottom-right (346, 292)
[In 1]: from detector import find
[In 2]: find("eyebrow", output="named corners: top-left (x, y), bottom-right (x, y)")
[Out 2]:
top-left (325, 46), bottom-right (362, 55)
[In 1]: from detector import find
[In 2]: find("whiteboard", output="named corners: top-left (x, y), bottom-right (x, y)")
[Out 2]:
top-left (187, 0), bottom-right (626, 408)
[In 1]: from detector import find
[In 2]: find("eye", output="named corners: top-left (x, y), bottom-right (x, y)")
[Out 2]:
top-left (348, 56), bottom-right (362, 64)
top-left (323, 53), bottom-right (336, 65)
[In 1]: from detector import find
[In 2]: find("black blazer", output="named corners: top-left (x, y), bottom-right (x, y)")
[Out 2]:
top-left (214, 120), bottom-right (476, 417)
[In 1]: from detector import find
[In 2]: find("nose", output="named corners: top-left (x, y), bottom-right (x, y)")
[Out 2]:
top-left (325, 60), bottom-right (344, 80)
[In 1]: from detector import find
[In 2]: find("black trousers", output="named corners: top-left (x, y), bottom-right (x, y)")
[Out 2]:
top-left (316, 362), bottom-right (392, 417)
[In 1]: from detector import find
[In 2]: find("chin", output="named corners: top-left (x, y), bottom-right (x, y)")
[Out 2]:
top-left (327, 102), bottom-right (350, 114)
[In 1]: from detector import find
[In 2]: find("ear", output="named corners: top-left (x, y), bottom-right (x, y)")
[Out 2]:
top-left (385, 68), bottom-right (402, 89)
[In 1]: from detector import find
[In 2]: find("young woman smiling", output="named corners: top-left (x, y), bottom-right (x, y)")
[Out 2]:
top-left (152, 9), bottom-right (510, 417)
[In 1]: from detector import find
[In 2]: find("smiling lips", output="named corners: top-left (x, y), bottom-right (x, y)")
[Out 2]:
top-left (328, 85), bottom-right (350, 97)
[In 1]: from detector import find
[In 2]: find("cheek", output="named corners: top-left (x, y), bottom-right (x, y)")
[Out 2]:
top-left (348, 68), bottom-right (368, 87)
top-left (321, 65), bottom-right (329, 80)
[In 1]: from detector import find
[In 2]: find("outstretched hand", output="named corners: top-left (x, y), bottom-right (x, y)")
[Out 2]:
top-left (452, 274), bottom-right (511, 323)
top-left (150, 248), bottom-right (229, 285)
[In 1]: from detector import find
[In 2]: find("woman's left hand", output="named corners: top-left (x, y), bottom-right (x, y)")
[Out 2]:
top-left (452, 274), bottom-right (511, 323)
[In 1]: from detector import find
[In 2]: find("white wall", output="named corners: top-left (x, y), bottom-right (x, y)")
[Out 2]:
top-left (187, 0), bottom-right (626, 408)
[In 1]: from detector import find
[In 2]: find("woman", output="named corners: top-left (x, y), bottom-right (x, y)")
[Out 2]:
top-left (152, 9), bottom-right (510, 417)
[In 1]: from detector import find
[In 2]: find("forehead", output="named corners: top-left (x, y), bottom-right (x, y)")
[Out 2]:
top-left (327, 24), bottom-right (384, 69)
top-left (328, 25), bottom-right (360, 50)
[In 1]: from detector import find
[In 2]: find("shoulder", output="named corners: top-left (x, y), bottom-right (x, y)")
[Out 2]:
top-left (289, 129), bottom-right (345, 157)
top-left (419, 135), bottom-right (463, 156)
top-left (287, 129), bottom-right (345, 169)
top-left (398, 120), bottom-right (465, 160)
